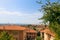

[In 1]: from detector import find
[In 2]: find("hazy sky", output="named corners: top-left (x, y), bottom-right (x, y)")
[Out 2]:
top-left (0, 0), bottom-right (56, 24)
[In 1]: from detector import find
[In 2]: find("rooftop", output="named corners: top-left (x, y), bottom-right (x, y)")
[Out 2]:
top-left (0, 25), bottom-right (37, 33)
top-left (40, 28), bottom-right (55, 37)
top-left (0, 25), bottom-right (26, 31)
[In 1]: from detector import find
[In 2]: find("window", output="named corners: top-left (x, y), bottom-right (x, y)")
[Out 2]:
top-left (42, 32), bottom-right (44, 40)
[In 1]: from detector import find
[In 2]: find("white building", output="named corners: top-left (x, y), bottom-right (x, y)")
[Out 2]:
top-left (40, 28), bottom-right (55, 40)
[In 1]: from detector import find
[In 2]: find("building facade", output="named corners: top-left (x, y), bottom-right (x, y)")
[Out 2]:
top-left (0, 25), bottom-right (37, 40)
top-left (40, 28), bottom-right (55, 40)
top-left (26, 28), bottom-right (37, 40)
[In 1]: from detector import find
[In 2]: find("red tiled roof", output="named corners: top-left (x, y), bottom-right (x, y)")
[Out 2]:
top-left (0, 25), bottom-right (37, 33)
top-left (40, 28), bottom-right (55, 37)
top-left (0, 25), bottom-right (26, 31)
top-left (26, 28), bottom-right (37, 33)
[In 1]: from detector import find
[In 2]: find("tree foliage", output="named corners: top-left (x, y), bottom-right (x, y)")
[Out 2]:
top-left (36, 36), bottom-right (41, 40)
top-left (38, 0), bottom-right (60, 40)
top-left (0, 31), bottom-right (15, 40)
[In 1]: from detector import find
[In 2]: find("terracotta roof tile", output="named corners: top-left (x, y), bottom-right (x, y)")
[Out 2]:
top-left (0, 25), bottom-right (37, 33)
top-left (40, 28), bottom-right (55, 37)
top-left (0, 25), bottom-right (26, 31)
top-left (26, 28), bottom-right (37, 33)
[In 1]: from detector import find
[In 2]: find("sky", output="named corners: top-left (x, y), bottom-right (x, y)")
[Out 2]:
top-left (0, 0), bottom-right (56, 24)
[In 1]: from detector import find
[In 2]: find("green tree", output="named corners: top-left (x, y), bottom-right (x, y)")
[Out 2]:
top-left (36, 36), bottom-right (41, 40)
top-left (0, 31), bottom-right (15, 40)
top-left (38, 0), bottom-right (60, 40)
